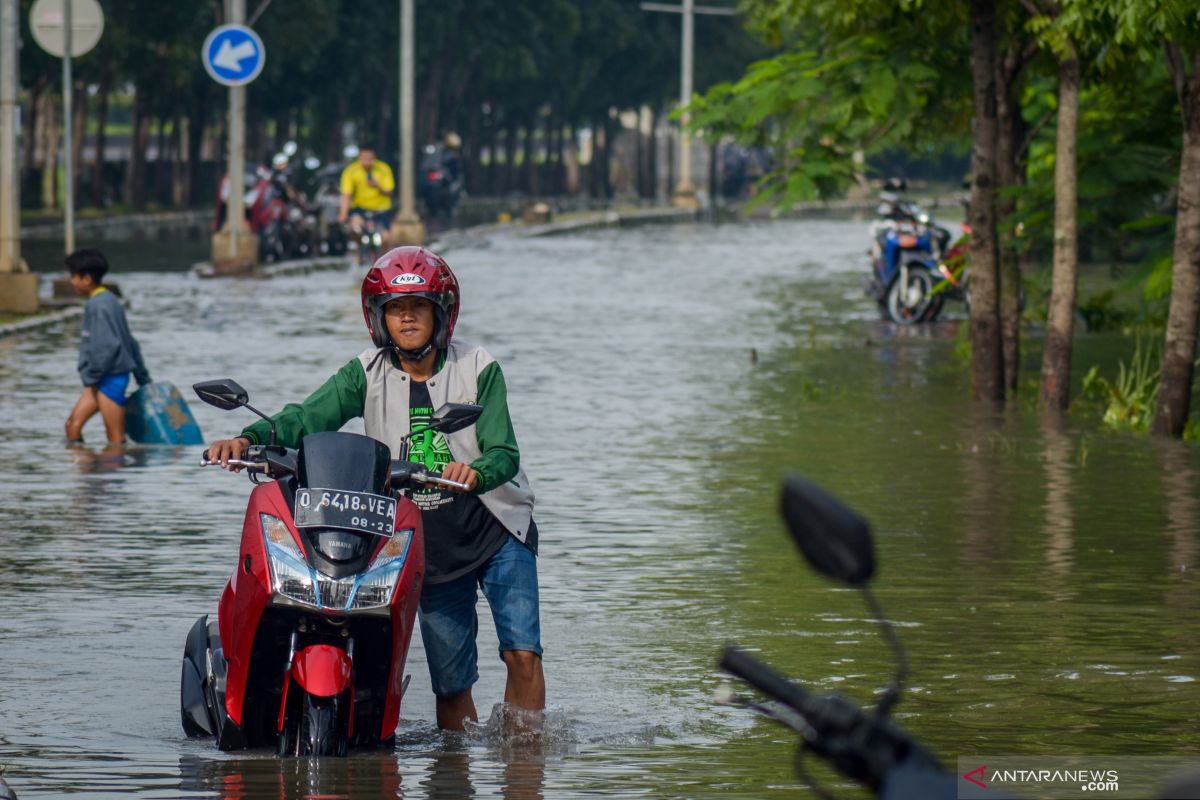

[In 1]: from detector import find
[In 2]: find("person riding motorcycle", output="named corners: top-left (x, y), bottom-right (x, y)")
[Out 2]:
top-left (338, 145), bottom-right (395, 236)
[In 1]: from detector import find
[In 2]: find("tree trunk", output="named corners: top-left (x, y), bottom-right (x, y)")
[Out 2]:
top-left (524, 121), bottom-right (537, 196)
top-left (24, 78), bottom-right (47, 179)
top-left (649, 107), bottom-right (659, 202)
top-left (968, 0), bottom-right (1004, 401)
top-left (563, 122), bottom-right (579, 196)
top-left (171, 115), bottom-right (187, 208)
top-left (995, 41), bottom-right (1027, 395)
top-left (503, 122), bottom-right (518, 195)
top-left (71, 79), bottom-right (87, 210)
top-left (92, 63), bottom-right (111, 207)
top-left (484, 113), bottom-right (497, 195)
top-left (186, 90), bottom-right (207, 207)
top-left (124, 89), bottom-right (146, 208)
top-left (155, 117), bottom-right (171, 205)
top-left (1039, 54), bottom-right (1080, 411)
top-left (601, 115), bottom-right (615, 200)
top-left (1153, 47), bottom-right (1200, 437)
top-left (40, 90), bottom-right (60, 211)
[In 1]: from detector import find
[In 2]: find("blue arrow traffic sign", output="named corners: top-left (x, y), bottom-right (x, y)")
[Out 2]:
top-left (201, 24), bottom-right (265, 87)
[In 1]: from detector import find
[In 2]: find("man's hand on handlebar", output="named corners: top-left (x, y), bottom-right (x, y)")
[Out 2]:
top-left (207, 436), bottom-right (252, 470)
top-left (440, 461), bottom-right (479, 493)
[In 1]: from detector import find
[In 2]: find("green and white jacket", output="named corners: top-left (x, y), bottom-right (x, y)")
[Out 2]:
top-left (241, 340), bottom-right (536, 545)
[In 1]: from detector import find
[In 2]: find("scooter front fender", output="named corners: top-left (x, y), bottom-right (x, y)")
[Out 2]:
top-left (292, 644), bottom-right (353, 698)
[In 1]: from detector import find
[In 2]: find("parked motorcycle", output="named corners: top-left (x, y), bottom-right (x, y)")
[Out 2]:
top-left (214, 164), bottom-right (313, 264)
top-left (718, 475), bottom-right (959, 798)
top-left (180, 378), bottom-right (481, 755)
top-left (864, 186), bottom-right (964, 325)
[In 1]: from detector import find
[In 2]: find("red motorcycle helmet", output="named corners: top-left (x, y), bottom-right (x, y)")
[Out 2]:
top-left (361, 246), bottom-right (460, 351)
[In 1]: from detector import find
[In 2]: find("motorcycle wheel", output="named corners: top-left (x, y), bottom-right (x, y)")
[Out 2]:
top-left (297, 693), bottom-right (346, 757)
top-left (886, 268), bottom-right (938, 324)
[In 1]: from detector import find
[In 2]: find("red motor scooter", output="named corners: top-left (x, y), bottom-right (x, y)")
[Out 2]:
top-left (180, 378), bottom-right (480, 756)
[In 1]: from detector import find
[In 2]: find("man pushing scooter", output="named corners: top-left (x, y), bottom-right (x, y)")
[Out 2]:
top-left (207, 247), bottom-right (545, 731)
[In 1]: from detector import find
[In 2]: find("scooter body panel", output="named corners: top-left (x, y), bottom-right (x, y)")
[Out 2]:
top-left (292, 645), bottom-right (353, 697)
top-left (218, 480), bottom-right (285, 728)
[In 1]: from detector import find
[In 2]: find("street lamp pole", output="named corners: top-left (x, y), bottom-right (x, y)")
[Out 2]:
top-left (62, 0), bottom-right (73, 254)
top-left (389, 0), bottom-right (425, 246)
top-left (640, 0), bottom-right (734, 210)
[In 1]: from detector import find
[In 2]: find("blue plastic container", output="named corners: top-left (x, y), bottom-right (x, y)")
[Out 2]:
top-left (126, 381), bottom-right (205, 445)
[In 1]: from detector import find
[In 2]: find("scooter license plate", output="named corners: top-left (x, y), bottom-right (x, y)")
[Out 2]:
top-left (294, 488), bottom-right (397, 536)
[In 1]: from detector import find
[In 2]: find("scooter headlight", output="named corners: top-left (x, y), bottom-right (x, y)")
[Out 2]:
top-left (261, 513), bottom-right (317, 606)
top-left (348, 528), bottom-right (414, 610)
top-left (260, 514), bottom-right (413, 612)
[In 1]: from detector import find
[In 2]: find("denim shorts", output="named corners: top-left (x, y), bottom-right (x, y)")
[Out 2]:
top-left (96, 373), bottom-right (131, 407)
top-left (417, 536), bottom-right (542, 699)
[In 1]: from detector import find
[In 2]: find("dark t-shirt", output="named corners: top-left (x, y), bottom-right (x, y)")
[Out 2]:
top-left (408, 380), bottom-right (509, 583)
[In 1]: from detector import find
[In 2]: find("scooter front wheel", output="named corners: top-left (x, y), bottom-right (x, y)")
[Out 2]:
top-left (886, 268), bottom-right (939, 324)
top-left (297, 693), bottom-right (346, 757)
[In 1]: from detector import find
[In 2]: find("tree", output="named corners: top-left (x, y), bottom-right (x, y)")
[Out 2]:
top-left (1109, 1), bottom-right (1200, 437)
top-left (968, 0), bottom-right (1005, 401)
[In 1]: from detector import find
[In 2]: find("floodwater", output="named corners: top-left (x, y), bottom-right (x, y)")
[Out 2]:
top-left (0, 219), bottom-right (1197, 799)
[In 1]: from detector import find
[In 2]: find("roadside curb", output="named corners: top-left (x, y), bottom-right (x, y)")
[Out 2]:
top-left (0, 305), bottom-right (83, 339)
top-left (21, 209), bottom-right (211, 238)
top-left (190, 255), bottom-right (352, 279)
top-left (428, 206), bottom-right (701, 253)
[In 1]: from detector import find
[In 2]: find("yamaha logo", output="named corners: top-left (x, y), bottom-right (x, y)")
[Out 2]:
top-left (390, 273), bottom-right (427, 286)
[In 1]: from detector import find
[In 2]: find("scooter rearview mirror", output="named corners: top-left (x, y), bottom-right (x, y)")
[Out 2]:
top-left (193, 379), bottom-right (249, 411)
top-left (428, 403), bottom-right (483, 435)
top-left (780, 474), bottom-right (876, 586)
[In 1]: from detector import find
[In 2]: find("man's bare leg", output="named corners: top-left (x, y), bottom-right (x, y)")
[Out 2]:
top-left (436, 688), bottom-right (478, 731)
top-left (502, 650), bottom-right (545, 731)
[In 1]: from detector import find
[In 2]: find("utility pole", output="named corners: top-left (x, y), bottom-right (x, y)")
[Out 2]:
top-left (641, 0), bottom-right (734, 209)
top-left (389, 0), bottom-right (425, 246)
top-left (0, 0), bottom-right (36, 312)
top-left (62, 0), bottom-right (73, 254)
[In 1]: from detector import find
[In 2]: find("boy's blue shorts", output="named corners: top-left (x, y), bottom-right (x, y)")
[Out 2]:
top-left (417, 535), bottom-right (543, 699)
top-left (96, 373), bottom-right (131, 407)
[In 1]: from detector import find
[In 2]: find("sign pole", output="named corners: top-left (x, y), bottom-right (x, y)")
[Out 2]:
top-left (227, 0), bottom-right (245, 260)
top-left (62, 0), bottom-right (73, 254)
top-left (203, 5), bottom-right (262, 271)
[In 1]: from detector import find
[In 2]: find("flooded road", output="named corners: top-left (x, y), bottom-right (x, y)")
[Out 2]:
top-left (0, 219), bottom-right (1197, 798)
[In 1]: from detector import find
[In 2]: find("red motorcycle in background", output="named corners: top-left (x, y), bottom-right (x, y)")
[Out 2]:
top-left (180, 378), bottom-right (481, 755)
top-left (214, 164), bottom-right (314, 264)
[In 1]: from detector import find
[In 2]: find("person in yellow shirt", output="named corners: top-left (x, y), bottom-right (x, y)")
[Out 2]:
top-left (338, 145), bottom-right (395, 235)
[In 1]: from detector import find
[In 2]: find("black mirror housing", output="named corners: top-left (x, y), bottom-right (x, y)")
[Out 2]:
top-left (781, 474), bottom-right (876, 586)
top-left (193, 379), bottom-right (249, 411)
top-left (429, 403), bottom-right (483, 434)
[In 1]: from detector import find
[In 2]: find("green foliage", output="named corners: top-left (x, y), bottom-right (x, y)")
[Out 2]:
top-left (689, 41), bottom-right (948, 204)
top-left (1081, 337), bottom-right (1161, 432)
top-left (686, 0), bottom-right (969, 205)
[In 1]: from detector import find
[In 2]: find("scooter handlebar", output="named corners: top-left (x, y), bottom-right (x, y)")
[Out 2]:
top-left (720, 646), bottom-right (944, 790)
top-left (413, 470), bottom-right (472, 492)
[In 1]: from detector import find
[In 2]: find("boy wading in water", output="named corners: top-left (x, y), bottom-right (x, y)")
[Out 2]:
top-left (65, 249), bottom-right (152, 444)
top-left (207, 247), bottom-right (545, 731)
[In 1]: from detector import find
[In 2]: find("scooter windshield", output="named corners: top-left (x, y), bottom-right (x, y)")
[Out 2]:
top-left (294, 432), bottom-right (395, 567)
top-left (297, 431), bottom-right (391, 494)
